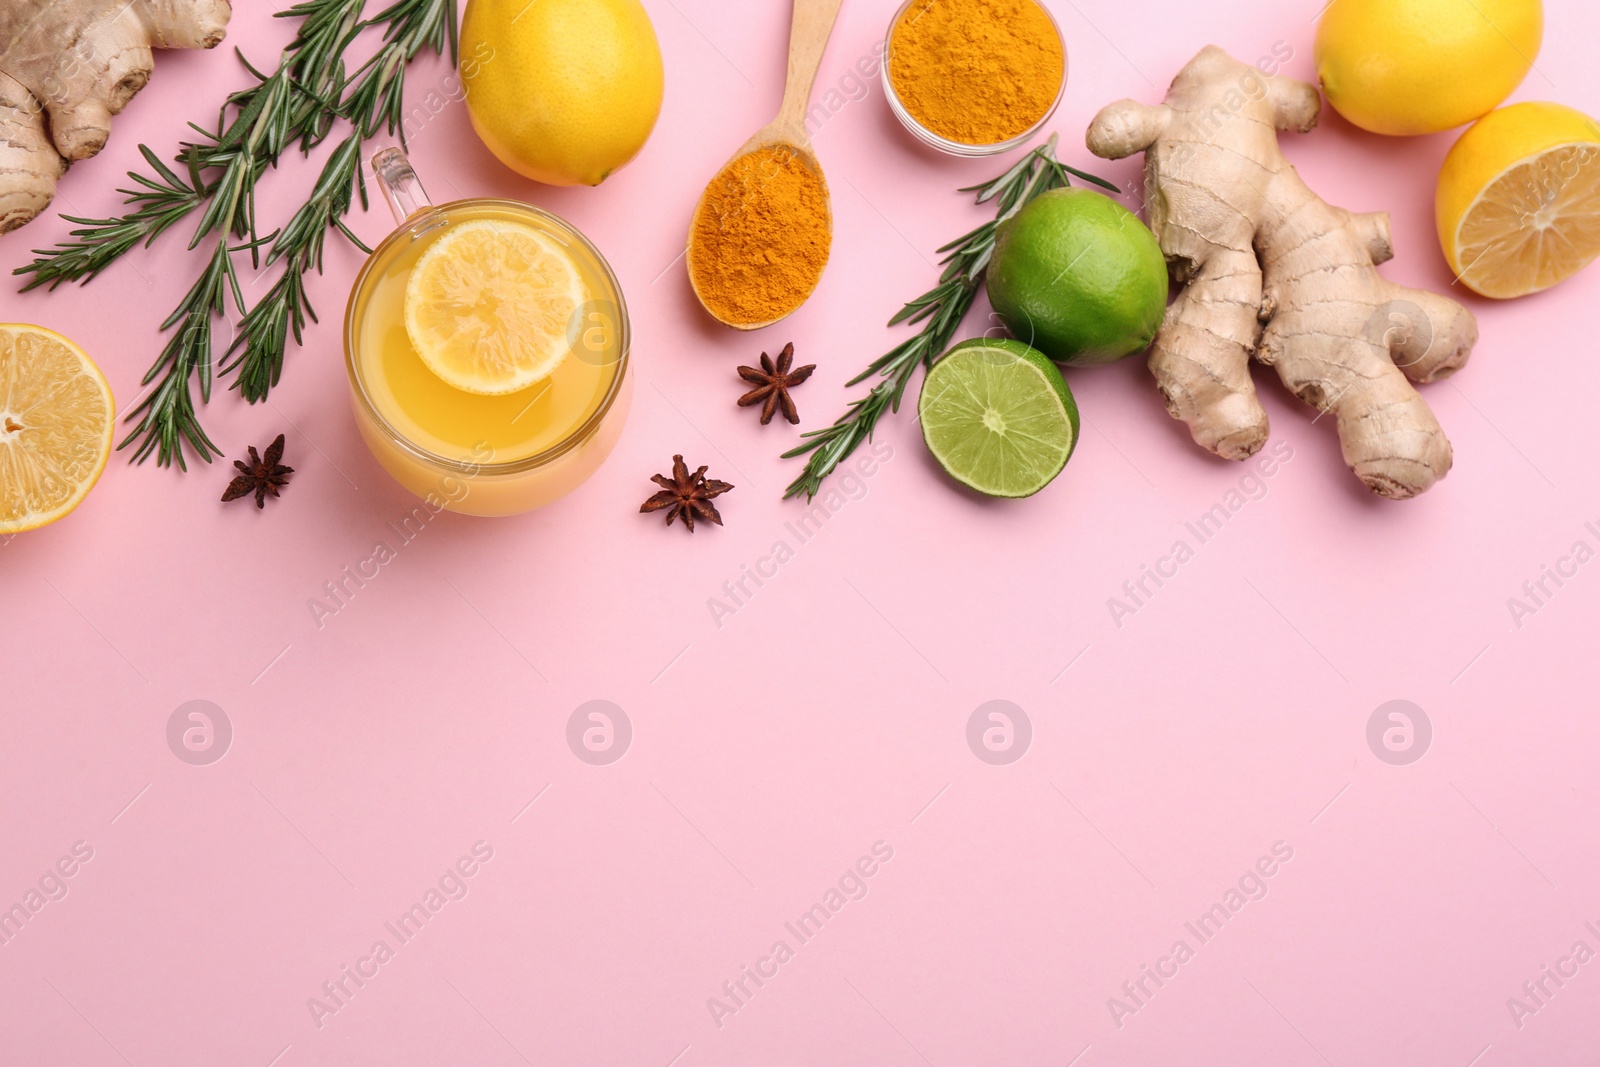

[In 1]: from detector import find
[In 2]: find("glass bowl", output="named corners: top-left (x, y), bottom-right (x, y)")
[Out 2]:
top-left (881, 0), bottom-right (1068, 157)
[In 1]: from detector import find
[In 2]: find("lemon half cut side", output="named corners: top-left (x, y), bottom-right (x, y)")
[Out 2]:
top-left (0, 324), bottom-right (114, 534)
top-left (1439, 103), bottom-right (1600, 299)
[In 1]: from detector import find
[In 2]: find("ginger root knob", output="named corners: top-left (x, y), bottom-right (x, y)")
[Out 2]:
top-left (1087, 46), bottom-right (1476, 499)
top-left (0, 0), bottom-right (231, 234)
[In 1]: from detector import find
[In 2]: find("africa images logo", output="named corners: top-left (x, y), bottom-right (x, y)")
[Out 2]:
top-left (567, 700), bottom-right (631, 765)
top-left (166, 700), bottom-right (232, 766)
top-left (1366, 700), bottom-right (1431, 766)
top-left (967, 700), bottom-right (1031, 765)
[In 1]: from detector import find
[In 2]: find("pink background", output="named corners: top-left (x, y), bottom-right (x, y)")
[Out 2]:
top-left (3, 0), bottom-right (1599, 1063)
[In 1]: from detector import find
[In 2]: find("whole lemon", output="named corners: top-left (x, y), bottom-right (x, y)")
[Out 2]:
top-left (1315, 0), bottom-right (1543, 136)
top-left (461, 0), bottom-right (664, 186)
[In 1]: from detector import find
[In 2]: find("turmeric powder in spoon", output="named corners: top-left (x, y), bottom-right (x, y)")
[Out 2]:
top-left (686, 0), bottom-right (843, 328)
top-left (688, 144), bottom-right (832, 328)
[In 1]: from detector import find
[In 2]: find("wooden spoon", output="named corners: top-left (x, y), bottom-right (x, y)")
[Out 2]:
top-left (686, 0), bottom-right (846, 330)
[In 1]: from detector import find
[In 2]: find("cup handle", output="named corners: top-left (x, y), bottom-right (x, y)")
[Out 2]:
top-left (372, 147), bottom-right (435, 225)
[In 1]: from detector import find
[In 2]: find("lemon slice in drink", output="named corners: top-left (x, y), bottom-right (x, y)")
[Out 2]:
top-left (404, 219), bottom-right (589, 394)
top-left (918, 338), bottom-right (1079, 498)
top-left (0, 324), bottom-right (114, 533)
top-left (1438, 102), bottom-right (1600, 299)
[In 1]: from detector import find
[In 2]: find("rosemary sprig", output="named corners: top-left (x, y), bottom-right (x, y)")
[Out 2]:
top-left (782, 135), bottom-right (1118, 500)
top-left (13, 146), bottom-right (208, 290)
top-left (225, 0), bottom-right (457, 402)
top-left (223, 131), bottom-right (368, 402)
top-left (14, 0), bottom-right (456, 468)
top-left (122, 62), bottom-right (308, 467)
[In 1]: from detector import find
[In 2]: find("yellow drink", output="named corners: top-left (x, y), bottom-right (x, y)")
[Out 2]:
top-left (345, 151), bottom-right (631, 516)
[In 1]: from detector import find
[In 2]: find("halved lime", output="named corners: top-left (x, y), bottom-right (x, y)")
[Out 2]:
top-left (918, 338), bottom-right (1079, 498)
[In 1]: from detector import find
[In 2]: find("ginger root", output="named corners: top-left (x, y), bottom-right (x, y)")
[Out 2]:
top-left (0, 0), bottom-right (231, 234)
top-left (1087, 47), bottom-right (1477, 499)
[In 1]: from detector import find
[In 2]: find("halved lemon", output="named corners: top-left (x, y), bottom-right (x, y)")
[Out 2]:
top-left (0, 324), bottom-right (114, 533)
top-left (404, 219), bottom-right (589, 394)
top-left (1438, 102), bottom-right (1600, 299)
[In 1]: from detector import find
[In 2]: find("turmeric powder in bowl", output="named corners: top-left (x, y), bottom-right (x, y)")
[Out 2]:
top-left (688, 145), bottom-right (832, 328)
top-left (886, 0), bottom-right (1066, 153)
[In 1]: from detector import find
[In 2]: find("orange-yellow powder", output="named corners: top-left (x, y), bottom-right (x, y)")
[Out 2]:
top-left (689, 145), bottom-right (832, 326)
top-left (889, 0), bottom-right (1066, 146)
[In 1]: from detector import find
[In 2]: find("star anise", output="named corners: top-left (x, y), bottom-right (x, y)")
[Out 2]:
top-left (640, 455), bottom-right (733, 532)
top-left (222, 433), bottom-right (294, 509)
top-left (737, 342), bottom-right (815, 425)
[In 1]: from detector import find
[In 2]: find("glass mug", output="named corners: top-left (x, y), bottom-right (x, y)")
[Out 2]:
top-left (344, 148), bottom-right (632, 516)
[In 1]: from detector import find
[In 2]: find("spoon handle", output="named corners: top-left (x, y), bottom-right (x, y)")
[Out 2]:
top-left (776, 0), bottom-right (846, 139)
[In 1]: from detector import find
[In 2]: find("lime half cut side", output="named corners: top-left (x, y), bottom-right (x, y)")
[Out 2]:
top-left (918, 338), bottom-right (1079, 498)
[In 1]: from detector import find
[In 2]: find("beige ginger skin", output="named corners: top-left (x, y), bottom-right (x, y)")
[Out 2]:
top-left (1088, 46), bottom-right (1477, 499)
top-left (0, 0), bottom-right (231, 234)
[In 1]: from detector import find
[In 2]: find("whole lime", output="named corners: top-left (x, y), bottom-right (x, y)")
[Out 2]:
top-left (986, 188), bottom-right (1168, 366)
